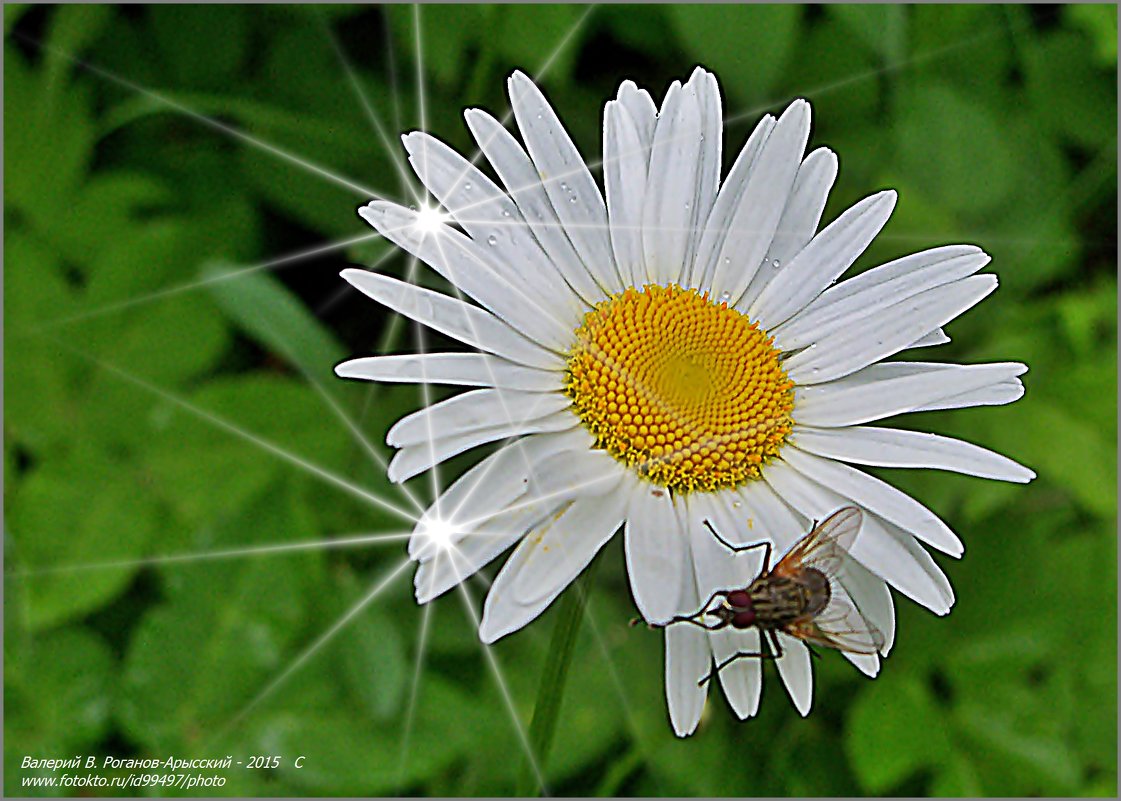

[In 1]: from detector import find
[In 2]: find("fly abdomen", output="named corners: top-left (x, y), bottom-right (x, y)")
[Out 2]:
top-left (748, 575), bottom-right (816, 627)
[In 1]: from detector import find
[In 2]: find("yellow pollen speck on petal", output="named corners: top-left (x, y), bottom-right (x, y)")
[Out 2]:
top-left (564, 285), bottom-right (795, 494)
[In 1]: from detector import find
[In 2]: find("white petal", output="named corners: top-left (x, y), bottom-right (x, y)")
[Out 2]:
top-left (733, 479), bottom-right (808, 551)
top-left (641, 81), bottom-right (700, 286)
top-left (415, 508), bottom-right (543, 603)
top-left (785, 276), bottom-right (998, 384)
top-left (336, 353), bottom-right (560, 391)
top-left (387, 388), bottom-right (572, 447)
top-left (908, 328), bottom-right (950, 349)
top-left (388, 410), bottom-right (576, 483)
top-left (762, 459), bottom-right (954, 614)
top-left (781, 446), bottom-right (963, 556)
top-left (767, 147), bottom-right (838, 265)
top-left (791, 425), bottom-right (1036, 483)
top-left (604, 98), bottom-right (651, 288)
top-left (415, 439), bottom-right (621, 563)
top-left (359, 202), bottom-right (575, 351)
top-left (691, 113), bottom-right (776, 290)
top-left (774, 632), bottom-right (813, 716)
top-left (709, 101), bottom-right (810, 304)
top-left (687, 494), bottom-right (762, 720)
top-left (402, 131), bottom-right (582, 313)
top-left (615, 80), bottom-right (658, 144)
top-left (747, 190), bottom-right (897, 330)
top-left (479, 490), bottom-right (626, 643)
top-left (664, 563), bottom-right (709, 737)
top-left (913, 379), bottom-right (1024, 411)
top-left (739, 147), bottom-right (838, 308)
top-left (624, 481), bottom-right (689, 624)
top-left (793, 361), bottom-right (1028, 427)
top-left (340, 269), bottom-right (557, 370)
top-left (773, 245), bottom-right (987, 350)
top-left (463, 108), bottom-right (604, 304)
top-left (829, 574), bottom-right (881, 678)
top-left (838, 554), bottom-right (896, 657)
top-left (507, 72), bottom-right (619, 295)
top-left (684, 68), bottom-right (722, 283)
top-left (410, 430), bottom-right (587, 558)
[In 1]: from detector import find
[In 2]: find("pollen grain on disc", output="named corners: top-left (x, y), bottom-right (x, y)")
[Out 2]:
top-left (563, 284), bottom-right (794, 493)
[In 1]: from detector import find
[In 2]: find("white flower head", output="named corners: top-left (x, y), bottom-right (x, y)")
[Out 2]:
top-left (337, 68), bottom-right (1035, 736)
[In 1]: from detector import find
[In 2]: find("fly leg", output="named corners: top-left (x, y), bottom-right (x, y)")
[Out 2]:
top-left (697, 630), bottom-right (784, 687)
top-left (639, 589), bottom-right (730, 631)
top-left (702, 520), bottom-right (772, 570)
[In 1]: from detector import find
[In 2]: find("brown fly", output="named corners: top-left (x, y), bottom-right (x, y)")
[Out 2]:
top-left (650, 506), bottom-right (885, 686)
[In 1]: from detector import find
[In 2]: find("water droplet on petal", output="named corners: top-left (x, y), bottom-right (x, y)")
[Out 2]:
top-left (560, 182), bottom-right (569, 192)
top-left (487, 235), bottom-right (498, 246)
top-left (732, 501), bottom-right (742, 509)
top-left (684, 201), bottom-right (691, 210)
top-left (569, 195), bottom-right (578, 204)
top-left (771, 259), bottom-right (781, 268)
top-left (463, 182), bottom-right (473, 192)
top-left (723, 257), bottom-right (731, 266)
top-left (502, 209), bottom-right (512, 218)
top-left (718, 291), bottom-right (732, 303)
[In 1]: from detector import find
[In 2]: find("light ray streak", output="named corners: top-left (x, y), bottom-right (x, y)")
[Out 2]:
top-left (249, 310), bottom-right (427, 516)
top-left (317, 9), bottom-right (421, 204)
top-left (48, 340), bottom-right (420, 525)
top-left (451, 554), bottom-right (547, 795)
top-left (383, 6), bottom-right (407, 167)
top-left (14, 31), bottom-right (388, 200)
top-left (20, 232), bottom-right (387, 334)
top-left (455, 470), bottom-right (619, 530)
top-left (723, 26), bottom-right (1004, 127)
top-left (8, 531), bottom-right (413, 578)
top-left (395, 579), bottom-right (435, 789)
top-left (214, 557), bottom-right (413, 741)
top-left (579, 590), bottom-right (647, 760)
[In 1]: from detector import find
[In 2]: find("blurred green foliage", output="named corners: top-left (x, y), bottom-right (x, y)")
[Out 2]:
top-left (4, 4), bottom-right (1116, 796)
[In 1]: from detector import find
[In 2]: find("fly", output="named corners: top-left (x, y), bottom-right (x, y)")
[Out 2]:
top-left (652, 506), bottom-right (885, 686)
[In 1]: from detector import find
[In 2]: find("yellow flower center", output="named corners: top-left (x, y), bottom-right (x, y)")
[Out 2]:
top-left (564, 285), bottom-right (795, 493)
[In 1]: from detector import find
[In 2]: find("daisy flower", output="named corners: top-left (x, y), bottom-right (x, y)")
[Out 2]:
top-left (337, 68), bottom-right (1034, 736)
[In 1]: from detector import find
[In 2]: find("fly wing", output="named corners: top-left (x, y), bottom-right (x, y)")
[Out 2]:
top-left (771, 506), bottom-right (863, 579)
top-left (787, 590), bottom-right (885, 655)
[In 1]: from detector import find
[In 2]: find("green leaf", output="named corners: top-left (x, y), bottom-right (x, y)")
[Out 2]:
top-left (783, 20), bottom-right (881, 131)
top-left (929, 752), bottom-right (984, 796)
top-left (987, 398), bottom-right (1114, 518)
top-left (1024, 31), bottom-right (1117, 151)
top-left (846, 673), bottom-right (951, 792)
top-left (4, 627), bottom-right (114, 755)
top-left (955, 697), bottom-right (1081, 794)
top-left (3, 4), bottom-right (30, 36)
top-left (3, 234), bottom-right (83, 453)
top-left (205, 265), bottom-right (347, 383)
top-left (388, 4), bottom-right (482, 90)
top-left (148, 5), bottom-right (249, 88)
top-left (118, 483), bottom-right (322, 753)
top-left (143, 375), bottom-right (366, 525)
top-left (1065, 4), bottom-right (1118, 67)
top-left (4, 48), bottom-right (96, 229)
top-left (44, 5), bottom-right (112, 89)
top-left (909, 6), bottom-right (1013, 99)
top-left (7, 448), bottom-right (158, 630)
top-left (330, 571), bottom-right (408, 722)
top-left (827, 5), bottom-right (906, 64)
top-left (894, 82), bottom-right (1017, 216)
top-left (667, 5), bottom-right (801, 104)
top-left (495, 5), bottom-right (585, 87)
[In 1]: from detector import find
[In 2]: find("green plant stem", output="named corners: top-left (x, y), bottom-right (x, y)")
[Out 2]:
top-left (517, 558), bottom-right (599, 796)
